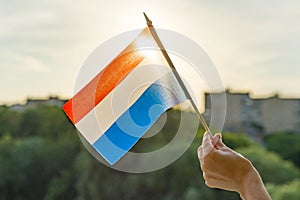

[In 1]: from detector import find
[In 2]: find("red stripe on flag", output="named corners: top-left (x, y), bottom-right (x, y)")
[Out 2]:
top-left (63, 49), bottom-right (145, 124)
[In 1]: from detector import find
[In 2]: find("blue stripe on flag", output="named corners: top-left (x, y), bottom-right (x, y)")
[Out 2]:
top-left (92, 72), bottom-right (187, 165)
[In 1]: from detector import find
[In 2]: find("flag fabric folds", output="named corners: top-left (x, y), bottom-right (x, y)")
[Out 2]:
top-left (63, 27), bottom-right (187, 165)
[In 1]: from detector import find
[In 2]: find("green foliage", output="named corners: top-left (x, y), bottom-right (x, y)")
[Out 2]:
top-left (45, 169), bottom-right (77, 200)
top-left (267, 179), bottom-right (300, 200)
top-left (18, 108), bottom-right (43, 137)
top-left (237, 146), bottom-right (300, 184)
top-left (264, 133), bottom-right (300, 167)
top-left (0, 107), bottom-right (21, 137)
top-left (18, 105), bottom-right (76, 138)
top-left (194, 131), bottom-right (256, 150)
top-left (0, 132), bottom-right (79, 199)
top-left (0, 106), bottom-right (299, 199)
top-left (222, 132), bottom-right (256, 149)
top-left (0, 105), bottom-right (139, 199)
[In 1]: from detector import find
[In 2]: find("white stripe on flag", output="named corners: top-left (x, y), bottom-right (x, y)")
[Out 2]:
top-left (76, 62), bottom-right (171, 144)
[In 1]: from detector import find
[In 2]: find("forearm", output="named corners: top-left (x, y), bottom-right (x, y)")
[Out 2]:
top-left (239, 166), bottom-right (271, 200)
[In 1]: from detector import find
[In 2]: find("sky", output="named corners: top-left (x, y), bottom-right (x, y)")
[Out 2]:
top-left (1, 0), bottom-right (300, 105)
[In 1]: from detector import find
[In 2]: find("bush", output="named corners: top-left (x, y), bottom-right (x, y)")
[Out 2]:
top-left (264, 133), bottom-right (300, 167)
top-left (237, 146), bottom-right (299, 184)
top-left (0, 136), bottom-right (78, 200)
top-left (267, 179), bottom-right (300, 200)
top-left (222, 132), bottom-right (256, 149)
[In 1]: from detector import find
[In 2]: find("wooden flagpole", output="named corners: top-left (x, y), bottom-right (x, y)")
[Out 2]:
top-left (143, 13), bottom-right (212, 136)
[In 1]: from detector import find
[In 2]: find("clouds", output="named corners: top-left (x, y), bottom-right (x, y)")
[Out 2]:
top-left (189, 1), bottom-right (300, 96)
top-left (0, 0), bottom-right (300, 103)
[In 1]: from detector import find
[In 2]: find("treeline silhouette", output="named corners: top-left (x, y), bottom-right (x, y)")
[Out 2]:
top-left (0, 105), bottom-right (299, 200)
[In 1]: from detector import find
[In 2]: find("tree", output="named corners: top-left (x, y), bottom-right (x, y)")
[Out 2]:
top-left (222, 132), bottom-right (256, 149)
top-left (264, 133), bottom-right (300, 167)
top-left (0, 107), bottom-right (21, 137)
top-left (267, 179), bottom-right (300, 200)
top-left (237, 146), bottom-right (299, 184)
top-left (0, 136), bottom-right (79, 200)
top-left (18, 108), bottom-right (43, 137)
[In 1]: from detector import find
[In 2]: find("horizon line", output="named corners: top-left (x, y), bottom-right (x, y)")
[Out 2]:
top-left (2, 89), bottom-right (300, 107)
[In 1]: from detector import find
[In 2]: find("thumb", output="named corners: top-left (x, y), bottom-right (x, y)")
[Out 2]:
top-left (212, 133), bottom-right (225, 149)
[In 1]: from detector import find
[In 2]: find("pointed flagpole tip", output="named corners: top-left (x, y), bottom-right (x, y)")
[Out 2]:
top-left (143, 12), bottom-right (153, 27)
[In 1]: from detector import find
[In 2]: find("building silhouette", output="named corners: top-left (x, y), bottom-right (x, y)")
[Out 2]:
top-left (10, 96), bottom-right (66, 112)
top-left (204, 90), bottom-right (300, 136)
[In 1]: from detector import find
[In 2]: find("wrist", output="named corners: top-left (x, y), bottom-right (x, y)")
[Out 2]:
top-left (239, 165), bottom-right (260, 198)
top-left (238, 164), bottom-right (270, 200)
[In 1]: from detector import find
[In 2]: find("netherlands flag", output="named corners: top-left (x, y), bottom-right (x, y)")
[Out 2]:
top-left (63, 27), bottom-right (188, 165)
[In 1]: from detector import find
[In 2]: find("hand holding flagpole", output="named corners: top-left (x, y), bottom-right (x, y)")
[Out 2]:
top-left (143, 12), bottom-right (213, 136)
